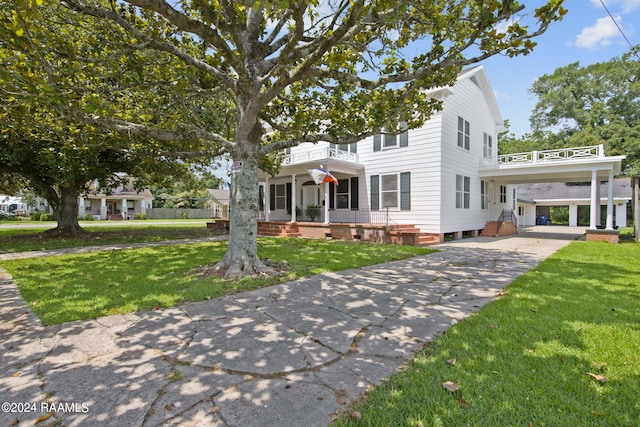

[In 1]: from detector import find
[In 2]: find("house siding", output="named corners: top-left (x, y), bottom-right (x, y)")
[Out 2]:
top-left (438, 75), bottom-right (497, 233)
top-left (358, 114), bottom-right (443, 231)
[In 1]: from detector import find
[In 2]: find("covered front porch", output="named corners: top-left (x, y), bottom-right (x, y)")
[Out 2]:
top-left (258, 145), bottom-right (365, 224)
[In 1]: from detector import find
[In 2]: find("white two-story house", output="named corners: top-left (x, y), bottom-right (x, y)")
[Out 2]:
top-left (257, 66), bottom-right (512, 242)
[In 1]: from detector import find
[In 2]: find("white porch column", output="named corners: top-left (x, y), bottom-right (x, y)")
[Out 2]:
top-left (323, 182), bottom-right (330, 224)
top-left (122, 198), bottom-right (127, 220)
top-left (264, 179), bottom-right (270, 221)
top-left (290, 175), bottom-right (297, 223)
top-left (616, 203), bottom-right (627, 227)
top-left (606, 170), bottom-right (614, 230)
top-left (78, 197), bottom-right (85, 218)
top-left (569, 204), bottom-right (578, 227)
top-left (100, 199), bottom-right (107, 219)
top-left (595, 178), bottom-right (601, 226)
top-left (589, 170), bottom-right (598, 229)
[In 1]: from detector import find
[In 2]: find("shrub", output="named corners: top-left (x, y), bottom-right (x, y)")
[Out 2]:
top-left (30, 211), bottom-right (42, 221)
top-left (133, 213), bottom-right (148, 220)
top-left (83, 214), bottom-right (97, 221)
top-left (39, 213), bottom-right (55, 221)
top-left (0, 213), bottom-right (20, 221)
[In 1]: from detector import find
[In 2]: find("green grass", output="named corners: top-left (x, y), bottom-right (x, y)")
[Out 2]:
top-left (0, 238), bottom-right (433, 326)
top-left (0, 222), bottom-right (217, 253)
top-left (334, 241), bottom-right (640, 427)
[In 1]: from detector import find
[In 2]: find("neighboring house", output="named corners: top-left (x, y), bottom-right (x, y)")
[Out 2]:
top-left (80, 179), bottom-right (153, 220)
top-left (0, 195), bottom-right (27, 216)
top-left (258, 65), bottom-right (508, 241)
top-left (516, 178), bottom-right (631, 227)
top-left (208, 189), bottom-right (230, 219)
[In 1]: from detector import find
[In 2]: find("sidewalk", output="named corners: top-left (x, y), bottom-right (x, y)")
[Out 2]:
top-left (0, 228), bottom-right (583, 426)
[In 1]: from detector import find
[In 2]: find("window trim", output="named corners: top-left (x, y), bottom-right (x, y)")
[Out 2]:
top-left (456, 174), bottom-right (471, 209)
top-left (483, 132), bottom-right (493, 158)
top-left (480, 180), bottom-right (488, 210)
top-left (370, 172), bottom-right (410, 211)
top-left (380, 173), bottom-right (399, 209)
top-left (457, 116), bottom-right (470, 150)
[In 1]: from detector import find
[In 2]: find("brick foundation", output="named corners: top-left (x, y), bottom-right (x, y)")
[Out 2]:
top-left (585, 229), bottom-right (619, 243)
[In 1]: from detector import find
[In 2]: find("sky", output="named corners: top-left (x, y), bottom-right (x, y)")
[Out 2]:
top-left (480, 0), bottom-right (640, 137)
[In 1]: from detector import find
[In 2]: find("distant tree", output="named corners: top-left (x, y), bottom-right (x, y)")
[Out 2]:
top-left (498, 119), bottom-right (538, 154)
top-left (9, 0), bottom-right (566, 276)
top-left (529, 46), bottom-right (640, 173)
top-left (151, 170), bottom-right (224, 209)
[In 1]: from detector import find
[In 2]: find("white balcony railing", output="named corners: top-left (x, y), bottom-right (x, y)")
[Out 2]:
top-left (482, 144), bottom-right (605, 167)
top-left (282, 147), bottom-right (359, 166)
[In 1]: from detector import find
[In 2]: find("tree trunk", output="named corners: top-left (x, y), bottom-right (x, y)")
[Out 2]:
top-left (46, 187), bottom-right (84, 236)
top-left (211, 153), bottom-right (273, 279)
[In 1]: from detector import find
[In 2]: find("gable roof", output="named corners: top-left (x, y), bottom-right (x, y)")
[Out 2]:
top-left (208, 189), bottom-right (230, 204)
top-left (456, 65), bottom-right (504, 132)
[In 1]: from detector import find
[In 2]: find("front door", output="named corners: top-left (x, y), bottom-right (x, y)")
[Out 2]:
top-left (302, 185), bottom-right (319, 220)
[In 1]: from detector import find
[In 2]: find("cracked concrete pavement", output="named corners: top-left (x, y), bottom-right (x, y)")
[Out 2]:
top-left (0, 226), bottom-right (584, 426)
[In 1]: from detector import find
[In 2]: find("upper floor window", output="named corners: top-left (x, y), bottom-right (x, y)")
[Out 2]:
top-left (373, 126), bottom-right (409, 151)
top-left (483, 133), bottom-right (493, 158)
top-left (331, 143), bottom-right (357, 153)
top-left (457, 117), bottom-right (470, 150)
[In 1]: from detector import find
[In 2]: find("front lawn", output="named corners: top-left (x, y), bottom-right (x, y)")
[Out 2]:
top-left (334, 241), bottom-right (640, 426)
top-left (1, 238), bottom-right (434, 325)
top-left (0, 222), bottom-right (218, 253)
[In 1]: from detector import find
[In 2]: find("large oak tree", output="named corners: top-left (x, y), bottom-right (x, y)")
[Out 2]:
top-left (8, 0), bottom-right (565, 276)
top-left (528, 46), bottom-right (640, 174)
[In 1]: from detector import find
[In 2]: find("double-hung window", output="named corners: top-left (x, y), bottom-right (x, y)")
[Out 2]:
top-left (483, 133), bottom-right (493, 158)
top-left (456, 175), bottom-right (470, 209)
top-left (480, 181), bottom-right (488, 210)
top-left (381, 174), bottom-right (398, 208)
top-left (457, 117), bottom-right (470, 150)
top-left (370, 172), bottom-right (411, 210)
top-left (373, 125), bottom-right (409, 151)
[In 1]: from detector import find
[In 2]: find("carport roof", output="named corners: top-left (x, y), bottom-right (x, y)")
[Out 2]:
top-left (517, 178), bottom-right (632, 202)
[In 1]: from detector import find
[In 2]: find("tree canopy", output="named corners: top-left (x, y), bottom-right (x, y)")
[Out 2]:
top-left (0, 1), bottom-right (226, 234)
top-left (4, 0), bottom-right (566, 276)
top-left (528, 46), bottom-right (640, 174)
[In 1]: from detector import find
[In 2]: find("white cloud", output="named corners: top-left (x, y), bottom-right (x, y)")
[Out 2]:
top-left (575, 16), bottom-right (623, 49)
top-left (590, 0), bottom-right (640, 14)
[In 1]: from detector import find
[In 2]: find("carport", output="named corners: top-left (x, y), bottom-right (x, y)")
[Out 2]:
top-left (479, 145), bottom-right (626, 241)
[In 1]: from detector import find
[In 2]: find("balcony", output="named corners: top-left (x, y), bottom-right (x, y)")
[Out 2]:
top-left (282, 147), bottom-right (359, 166)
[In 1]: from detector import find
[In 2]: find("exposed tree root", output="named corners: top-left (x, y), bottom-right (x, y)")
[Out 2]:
top-left (198, 253), bottom-right (277, 279)
top-left (43, 225), bottom-right (86, 237)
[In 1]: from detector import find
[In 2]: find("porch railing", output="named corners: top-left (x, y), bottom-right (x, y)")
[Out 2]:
top-left (497, 209), bottom-right (517, 227)
top-left (328, 208), bottom-right (391, 225)
top-left (481, 144), bottom-right (604, 167)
